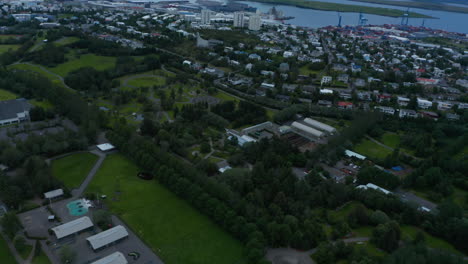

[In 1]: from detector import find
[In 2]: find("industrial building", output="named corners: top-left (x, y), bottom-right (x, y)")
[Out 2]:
top-left (303, 118), bottom-right (336, 134)
top-left (52, 217), bottom-right (94, 240)
top-left (87, 225), bottom-right (129, 251)
top-left (291, 121), bottom-right (324, 139)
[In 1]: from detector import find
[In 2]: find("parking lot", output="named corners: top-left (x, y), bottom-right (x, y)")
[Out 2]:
top-left (19, 198), bottom-right (164, 264)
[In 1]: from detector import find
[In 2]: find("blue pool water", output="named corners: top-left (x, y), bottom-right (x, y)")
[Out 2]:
top-left (67, 199), bottom-right (88, 216)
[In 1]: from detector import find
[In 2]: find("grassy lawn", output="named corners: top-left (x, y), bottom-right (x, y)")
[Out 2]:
top-left (454, 145), bottom-right (468, 160)
top-left (354, 139), bottom-right (392, 160)
top-left (30, 99), bottom-right (54, 110)
top-left (0, 236), bottom-right (16, 264)
top-left (32, 250), bottom-right (51, 264)
top-left (400, 225), bottom-right (462, 255)
top-left (352, 226), bottom-right (373, 237)
top-left (48, 54), bottom-right (116, 77)
top-left (0, 44), bottom-right (20, 54)
top-left (352, 241), bottom-right (386, 257)
top-left (52, 152), bottom-right (99, 189)
top-left (0, 34), bottom-right (23, 40)
top-left (299, 65), bottom-right (320, 76)
top-left (329, 201), bottom-right (369, 223)
top-left (450, 188), bottom-right (468, 212)
top-left (213, 90), bottom-right (240, 102)
top-left (86, 154), bottom-right (246, 264)
top-left (380, 133), bottom-right (400, 149)
top-left (0, 89), bottom-right (17, 101)
top-left (9, 63), bottom-right (66, 89)
top-left (127, 76), bottom-right (166, 87)
top-left (54, 37), bottom-right (79, 46)
top-left (16, 242), bottom-right (32, 259)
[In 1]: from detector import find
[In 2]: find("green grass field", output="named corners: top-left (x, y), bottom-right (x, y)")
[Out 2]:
top-left (400, 225), bottom-right (463, 255)
top-left (48, 54), bottom-right (116, 77)
top-left (380, 133), bottom-right (400, 149)
top-left (0, 236), bottom-right (16, 264)
top-left (86, 154), bottom-right (246, 264)
top-left (0, 89), bottom-right (17, 101)
top-left (0, 34), bottom-right (23, 40)
top-left (213, 90), bottom-right (240, 102)
top-left (32, 250), bottom-right (51, 264)
top-left (299, 65), bottom-right (321, 76)
top-left (30, 99), bottom-right (54, 110)
top-left (9, 63), bottom-right (66, 89)
top-left (127, 76), bottom-right (166, 87)
top-left (354, 139), bottom-right (392, 160)
top-left (0, 44), bottom-right (20, 54)
top-left (454, 145), bottom-right (468, 160)
top-left (52, 152), bottom-right (99, 189)
top-left (54, 37), bottom-right (79, 46)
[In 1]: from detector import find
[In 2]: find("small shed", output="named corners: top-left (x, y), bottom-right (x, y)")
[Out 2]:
top-left (44, 189), bottom-right (64, 200)
top-left (96, 143), bottom-right (116, 152)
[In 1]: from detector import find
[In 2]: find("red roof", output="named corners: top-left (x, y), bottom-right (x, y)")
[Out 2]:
top-left (417, 78), bottom-right (436, 83)
top-left (338, 102), bottom-right (353, 107)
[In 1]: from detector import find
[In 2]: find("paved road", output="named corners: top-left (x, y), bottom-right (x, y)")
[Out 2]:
top-left (395, 189), bottom-right (437, 211)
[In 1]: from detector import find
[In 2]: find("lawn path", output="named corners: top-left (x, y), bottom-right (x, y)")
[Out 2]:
top-left (72, 149), bottom-right (106, 197)
top-left (11, 62), bottom-right (74, 91)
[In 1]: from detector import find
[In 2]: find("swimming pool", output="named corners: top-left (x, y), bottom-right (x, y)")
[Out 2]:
top-left (67, 199), bottom-right (88, 216)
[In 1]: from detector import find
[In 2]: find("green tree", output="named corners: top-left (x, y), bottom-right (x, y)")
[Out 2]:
top-left (1, 212), bottom-right (22, 239)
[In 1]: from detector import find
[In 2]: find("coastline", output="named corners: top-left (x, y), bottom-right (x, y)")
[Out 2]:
top-left (236, 0), bottom-right (435, 18)
top-left (350, 0), bottom-right (468, 14)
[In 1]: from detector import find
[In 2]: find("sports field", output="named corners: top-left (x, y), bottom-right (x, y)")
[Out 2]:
top-left (87, 154), bottom-right (246, 264)
top-left (48, 54), bottom-right (116, 77)
top-left (0, 89), bottom-right (17, 101)
top-left (52, 152), bottom-right (98, 189)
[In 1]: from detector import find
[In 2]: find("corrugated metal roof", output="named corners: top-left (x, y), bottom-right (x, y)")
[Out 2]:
top-left (87, 225), bottom-right (128, 250)
top-left (91, 252), bottom-right (128, 264)
top-left (52, 216), bottom-right (93, 239)
top-left (44, 189), bottom-right (64, 199)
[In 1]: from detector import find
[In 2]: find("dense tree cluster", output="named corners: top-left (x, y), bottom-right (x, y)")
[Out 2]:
top-left (211, 101), bottom-right (267, 128)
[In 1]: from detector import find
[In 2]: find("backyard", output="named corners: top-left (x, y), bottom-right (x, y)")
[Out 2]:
top-left (86, 154), bottom-right (246, 264)
top-left (51, 152), bottom-right (98, 189)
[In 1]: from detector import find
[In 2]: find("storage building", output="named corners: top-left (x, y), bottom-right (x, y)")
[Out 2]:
top-left (52, 216), bottom-right (94, 240)
top-left (87, 225), bottom-right (129, 251)
top-left (91, 252), bottom-right (128, 264)
top-left (303, 118), bottom-right (336, 134)
top-left (291, 122), bottom-right (324, 138)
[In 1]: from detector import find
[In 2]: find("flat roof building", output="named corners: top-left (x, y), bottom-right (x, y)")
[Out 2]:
top-left (91, 252), bottom-right (128, 264)
top-left (87, 225), bottom-right (129, 251)
top-left (97, 143), bottom-right (115, 152)
top-left (52, 216), bottom-right (94, 240)
top-left (44, 189), bottom-right (64, 199)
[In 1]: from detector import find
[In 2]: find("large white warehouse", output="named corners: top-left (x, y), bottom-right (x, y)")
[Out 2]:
top-left (291, 122), bottom-right (324, 138)
top-left (303, 118), bottom-right (336, 134)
